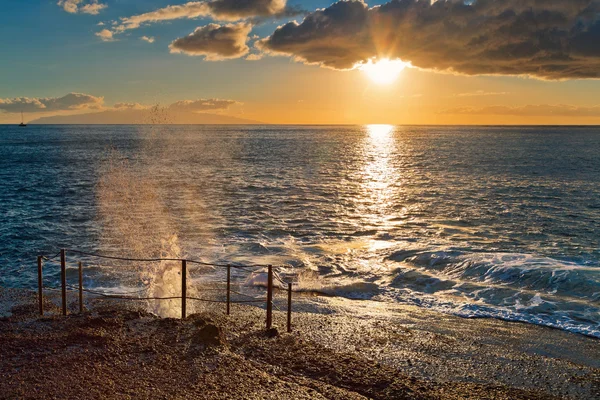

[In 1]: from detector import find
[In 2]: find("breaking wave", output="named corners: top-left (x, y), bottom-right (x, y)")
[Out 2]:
top-left (314, 246), bottom-right (600, 338)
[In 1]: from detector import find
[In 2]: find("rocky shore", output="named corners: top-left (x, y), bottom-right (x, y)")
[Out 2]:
top-left (0, 288), bottom-right (598, 399)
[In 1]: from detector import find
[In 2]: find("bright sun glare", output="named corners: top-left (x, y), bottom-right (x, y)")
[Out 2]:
top-left (360, 59), bottom-right (407, 85)
top-left (367, 124), bottom-right (394, 139)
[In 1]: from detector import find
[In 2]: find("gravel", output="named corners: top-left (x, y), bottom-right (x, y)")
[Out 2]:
top-left (1, 288), bottom-right (598, 399)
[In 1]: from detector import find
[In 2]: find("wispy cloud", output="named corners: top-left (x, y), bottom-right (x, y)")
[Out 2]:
top-left (168, 98), bottom-right (239, 112)
top-left (57, 0), bottom-right (107, 15)
top-left (111, 99), bottom-right (239, 112)
top-left (113, 103), bottom-right (150, 110)
top-left (109, 0), bottom-right (286, 34)
top-left (455, 91), bottom-right (509, 97)
top-left (169, 23), bottom-right (252, 60)
top-left (116, 2), bottom-right (211, 32)
top-left (441, 104), bottom-right (600, 117)
top-left (140, 36), bottom-right (155, 44)
top-left (258, 0), bottom-right (600, 80)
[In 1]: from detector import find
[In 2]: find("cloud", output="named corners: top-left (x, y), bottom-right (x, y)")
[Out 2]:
top-left (245, 53), bottom-right (263, 61)
top-left (80, 1), bottom-right (107, 15)
top-left (58, 0), bottom-right (81, 13)
top-left (113, 0), bottom-right (285, 33)
top-left (169, 23), bottom-right (252, 60)
top-left (96, 29), bottom-right (114, 41)
top-left (116, 2), bottom-right (211, 32)
top-left (58, 0), bottom-right (106, 15)
top-left (140, 36), bottom-right (156, 43)
top-left (111, 99), bottom-right (238, 112)
top-left (113, 103), bottom-right (150, 110)
top-left (1, 95), bottom-right (239, 120)
top-left (455, 91), bottom-right (509, 97)
top-left (441, 104), bottom-right (600, 117)
top-left (168, 98), bottom-right (239, 112)
top-left (0, 93), bottom-right (104, 113)
top-left (208, 0), bottom-right (286, 20)
top-left (258, 0), bottom-right (600, 80)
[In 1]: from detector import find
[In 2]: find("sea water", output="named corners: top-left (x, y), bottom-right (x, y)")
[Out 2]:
top-left (0, 124), bottom-right (598, 336)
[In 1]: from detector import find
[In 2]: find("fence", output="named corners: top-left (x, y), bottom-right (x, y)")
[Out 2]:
top-left (37, 249), bottom-right (293, 333)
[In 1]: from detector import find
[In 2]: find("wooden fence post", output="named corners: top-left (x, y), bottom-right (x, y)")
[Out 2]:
top-left (181, 260), bottom-right (187, 320)
top-left (226, 264), bottom-right (231, 315)
top-left (37, 256), bottom-right (43, 316)
top-left (266, 265), bottom-right (273, 329)
top-left (78, 261), bottom-right (83, 314)
top-left (60, 249), bottom-right (67, 316)
top-left (287, 282), bottom-right (292, 333)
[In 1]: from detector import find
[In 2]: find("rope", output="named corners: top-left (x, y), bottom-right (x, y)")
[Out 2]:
top-left (65, 249), bottom-right (184, 263)
top-left (187, 296), bottom-right (266, 304)
top-left (274, 274), bottom-right (292, 286)
top-left (38, 249), bottom-right (296, 311)
top-left (95, 295), bottom-right (182, 301)
top-left (66, 284), bottom-right (148, 296)
top-left (61, 249), bottom-right (272, 270)
top-left (271, 299), bottom-right (283, 312)
top-left (231, 289), bottom-right (263, 300)
top-left (44, 286), bottom-right (76, 292)
top-left (54, 284), bottom-right (267, 304)
top-left (42, 251), bottom-right (62, 262)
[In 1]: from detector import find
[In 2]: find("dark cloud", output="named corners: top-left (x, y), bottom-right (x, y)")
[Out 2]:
top-left (258, 0), bottom-right (600, 79)
top-left (441, 104), bottom-right (600, 117)
top-left (209, 0), bottom-right (286, 19)
top-left (0, 93), bottom-right (104, 113)
top-left (169, 23), bottom-right (252, 59)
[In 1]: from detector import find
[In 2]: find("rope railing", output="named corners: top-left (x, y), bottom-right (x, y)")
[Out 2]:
top-left (63, 248), bottom-right (272, 270)
top-left (36, 248), bottom-right (294, 333)
top-left (64, 283), bottom-right (268, 304)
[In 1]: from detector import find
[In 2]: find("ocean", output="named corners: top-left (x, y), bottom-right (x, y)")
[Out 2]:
top-left (0, 124), bottom-right (599, 337)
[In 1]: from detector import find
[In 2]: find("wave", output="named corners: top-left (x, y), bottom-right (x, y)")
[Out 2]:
top-left (386, 249), bottom-right (600, 301)
top-left (297, 246), bottom-right (600, 338)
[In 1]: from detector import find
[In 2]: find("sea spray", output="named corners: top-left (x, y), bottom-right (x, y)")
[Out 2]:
top-left (95, 107), bottom-right (214, 317)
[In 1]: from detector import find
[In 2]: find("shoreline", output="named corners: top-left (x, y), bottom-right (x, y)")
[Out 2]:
top-left (1, 287), bottom-right (599, 399)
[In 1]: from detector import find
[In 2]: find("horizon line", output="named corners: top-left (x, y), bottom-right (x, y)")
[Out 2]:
top-left (4, 123), bottom-right (600, 127)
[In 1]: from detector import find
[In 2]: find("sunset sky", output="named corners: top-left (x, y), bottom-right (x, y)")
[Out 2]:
top-left (2, 0), bottom-right (600, 125)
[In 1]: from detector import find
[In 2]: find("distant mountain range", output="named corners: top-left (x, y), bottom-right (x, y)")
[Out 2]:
top-left (29, 109), bottom-right (263, 125)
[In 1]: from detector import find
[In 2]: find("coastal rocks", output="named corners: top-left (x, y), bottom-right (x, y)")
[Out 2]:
top-left (1, 291), bottom-right (598, 399)
top-left (193, 324), bottom-right (225, 347)
top-left (188, 313), bottom-right (227, 347)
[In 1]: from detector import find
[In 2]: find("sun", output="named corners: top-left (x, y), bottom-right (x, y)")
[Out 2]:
top-left (360, 59), bottom-right (407, 85)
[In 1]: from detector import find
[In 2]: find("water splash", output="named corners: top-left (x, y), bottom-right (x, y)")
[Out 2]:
top-left (95, 106), bottom-right (201, 317)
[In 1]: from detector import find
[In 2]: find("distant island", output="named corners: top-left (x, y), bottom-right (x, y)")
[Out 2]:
top-left (29, 109), bottom-right (263, 125)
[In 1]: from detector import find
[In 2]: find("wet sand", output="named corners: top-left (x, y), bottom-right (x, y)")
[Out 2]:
top-left (0, 287), bottom-right (598, 399)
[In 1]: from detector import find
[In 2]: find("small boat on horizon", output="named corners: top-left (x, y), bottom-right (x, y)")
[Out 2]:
top-left (19, 111), bottom-right (27, 127)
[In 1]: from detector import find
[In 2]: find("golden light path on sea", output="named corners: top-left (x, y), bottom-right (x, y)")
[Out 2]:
top-left (362, 124), bottom-right (398, 254)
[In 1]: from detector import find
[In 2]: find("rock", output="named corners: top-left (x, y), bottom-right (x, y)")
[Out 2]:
top-left (193, 324), bottom-right (225, 347)
top-left (265, 327), bottom-right (279, 338)
top-left (187, 313), bottom-right (214, 327)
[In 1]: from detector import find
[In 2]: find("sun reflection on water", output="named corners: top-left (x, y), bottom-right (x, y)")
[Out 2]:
top-left (367, 124), bottom-right (395, 140)
top-left (360, 124), bottom-right (397, 231)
